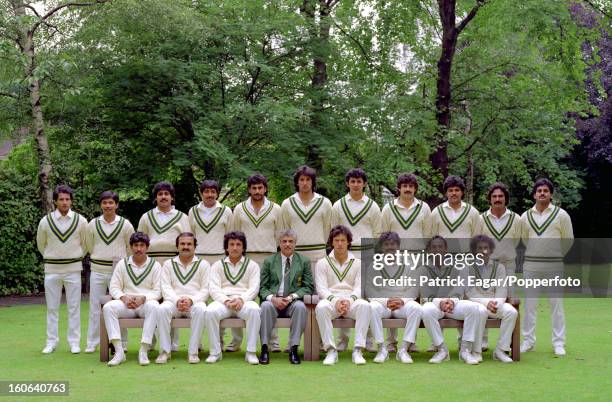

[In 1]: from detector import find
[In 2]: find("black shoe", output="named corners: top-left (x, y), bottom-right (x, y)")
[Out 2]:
top-left (259, 344), bottom-right (270, 365)
top-left (289, 345), bottom-right (301, 364)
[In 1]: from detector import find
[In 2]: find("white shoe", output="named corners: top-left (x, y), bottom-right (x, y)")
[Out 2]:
top-left (373, 347), bottom-right (389, 363)
top-left (459, 349), bottom-right (479, 365)
top-left (270, 340), bottom-right (281, 353)
top-left (70, 345), bottom-right (81, 354)
top-left (336, 336), bottom-right (349, 352)
top-left (482, 341), bottom-right (489, 352)
top-left (408, 343), bottom-right (420, 353)
top-left (155, 351), bottom-right (170, 364)
top-left (323, 349), bottom-right (338, 366)
top-left (138, 347), bottom-right (150, 366)
top-left (426, 343), bottom-right (437, 353)
top-left (225, 342), bottom-right (241, 352)
top-left (42, 344), bottom-right (56, 354)
top-left (429, 346), bottom-right (450, 364)
top-left (396, 348), bottom-right (413, 364)
top-left (245, 352), bottom-right (259, 365)
top-left (554, 346), bottom-right (566, 356)
top-left (85, 345), bottom-right (96, 353)
top-left (493, 348), bottom-right (513, 363)
top-left (520, 342), bottom-right (535, 353)
top-left (205, 354), bottom-right (222, 364)
top-left (188, 354), bottom-right (200, 364)
top-left (107, 351), bottom-right (126, 367)
top-left (352, 349), bottom-right (366, 365)
top-left (386, 343), bottom-right (397, 353)
top-left (472, 352), bottom-right (483, 363)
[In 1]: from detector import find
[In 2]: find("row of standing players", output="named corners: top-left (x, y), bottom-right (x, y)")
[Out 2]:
top-left (36, 167), bottom-right (573, 363)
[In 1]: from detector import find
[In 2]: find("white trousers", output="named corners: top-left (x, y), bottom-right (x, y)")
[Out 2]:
top-left (87, 271), bottom-right (127, 348)
top-left (316, 299), bottom-right (370, 350)
top-left (158, 300), bottom-right (207, 355)
top-left (483, 302), bottom-right (518, 351)
top-left (103, 299), bottom-right (159, 345)
top-left (205, 301), bottom-right (261, 355)
top-left (421, 300), bottom-right (486, 351)
top-left (522, 270), bottom-right (566, 347)
top-left (370, 300), bottom-right (422, 345)
top-left (44, 272), bottom-right (81, 347)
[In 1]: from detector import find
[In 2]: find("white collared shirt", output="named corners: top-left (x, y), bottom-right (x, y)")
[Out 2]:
top-left (442, 201), bottom-right (467, 221)
top-left (128, 256), bottom-right (151, 272)
top-left (485, 208), bottom-right (511, 232)
top-left (52, 209), bottom-right (75, 231)
top-left (154, 206), bottom-right (177, 225)
top-left (291, 192), bottom-right (322, 209)
top-left (197, 201), bottom-right (222, 219)
top-left (277, 253), bottom-right (294, 296)
top-left (393, 197), bottom-right (420, 218)
top-left (344, 193), bottom-right (369, 215)
top-left (530, 203), bottom-right (555, 226)
top-left (246, 197), bottom-right (270, 215)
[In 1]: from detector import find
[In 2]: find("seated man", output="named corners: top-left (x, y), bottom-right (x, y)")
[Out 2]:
top-left (369, 232), bottom-right (422, 364)
top-left (419, 236), bottom-right (486, 365)
top-left (205, 231), bottom-right (261, 365)
top-left (259, 229), bottom-right (314, 365)
top-left (315, 225), bottom-right (370, 365)
top-left (103, 232), bottom-right (161, 366)
top-left (157, 232), bottom-right (210, 364)
top-left (466, 235), bottom-right (518, 363)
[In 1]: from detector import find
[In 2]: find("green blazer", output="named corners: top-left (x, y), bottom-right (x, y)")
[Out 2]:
top-left (259, 251), bottom-right (314, 300)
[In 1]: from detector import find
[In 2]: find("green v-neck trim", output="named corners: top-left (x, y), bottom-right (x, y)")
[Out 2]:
top-left (241, 202), bottom-right (274, 228)
top-left (126, 258), bottom-right (155, 286)
top-left (340, 197), bottom-right (373, 226)
top-left (390, 201), bottom-right (422, 230)
top-left (147, 210), bottom-right (183, 234)
top-left (326, 256), bottom-right (354, 282)
top-left (191, 205), bottom-right (226, 233)
top-left (437, 203), bottom-right (472, 233)
top-left (222, 257), bottom-right (250, 285)
top-left (172, 259), bottom-right (201, 286)
top-left (47, 213), bottom-right (79, 243)
top-left (289, 196), bottom-right (323, 224)
top-left (527, 206), bottom-right (560, 236)
top-left (482, 211), bottom-right (515, 241)
top-left (95, 217), bottom-right (125, 245)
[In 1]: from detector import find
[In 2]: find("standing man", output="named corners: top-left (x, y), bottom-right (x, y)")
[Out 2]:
top-left (138, 181), bottom-right (190, 350)
top-left (369, 232), bottom-right (422, 364)
top-left (380, 173), bottom-right (431, 352)
top-left (138, 181), bottom-right (190, 263)
top-left (37, 185), bottom-right (88, 354)
top-left (315, 225), bottom-right (371, 365)
top-left (232, 173), bottom-right (281, 351)
top-left (85, 190), bottom-right (134, 353)
top-left (520, 178), bottom-right (573, 356)
top-left (189, 179), bottom-right (233, 263)
top-left (466, 235), bottom-right (518, 363)
top-left (157, 232), bottom-right (210, 364)
top-left (430, 175), bottom-right (480, 251)
top-left (103, 232), bottom-right (161, 366)
top-left (331, 168), bottom-right (381, 351)
top-left (280, 166), bottom-right (333, 274)
top-left (259, 229), bottom-right (314, 364)
top-left (205, 231), bottom-right (261, 365)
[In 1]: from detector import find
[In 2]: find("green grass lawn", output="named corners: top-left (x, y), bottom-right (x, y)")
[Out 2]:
top-left (1, 298), bottom-right (611, 401)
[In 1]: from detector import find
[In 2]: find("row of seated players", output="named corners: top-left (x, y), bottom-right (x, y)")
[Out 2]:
top-left (103, 227), bottom-right (516, 366)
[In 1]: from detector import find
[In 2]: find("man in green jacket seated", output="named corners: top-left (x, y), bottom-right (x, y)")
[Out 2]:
top-left (259, 229), bottom-right (314, 364)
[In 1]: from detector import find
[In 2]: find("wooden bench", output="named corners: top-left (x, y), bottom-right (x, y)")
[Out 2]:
top-left (304, 295), bottom-right (521, 361)
top-left (99, 296), bottom-right (314, 362)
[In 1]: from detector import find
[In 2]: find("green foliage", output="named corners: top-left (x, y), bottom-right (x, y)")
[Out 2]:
top-left (0, 142), bottom-right (43, 295)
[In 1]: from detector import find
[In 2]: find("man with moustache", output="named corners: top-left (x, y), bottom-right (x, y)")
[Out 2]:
top-left (258, 229), bottom-right (313, 364)
top-left (138, 181), bottom-right (190, 350)
top-left (37, 185), bottom-right (89, 354)
top-left (520, 178), bottom-right (573, 356)
top-left (103, 232), bottom-right (162, 366)
top-left (85, 191), bottom-right (134, 353)
top-left (231, 174), bottom-right (281, 352)
top-left (380, 173), bottom-right (431, 352)
top-left (156, 232), bottom-right (210, 364)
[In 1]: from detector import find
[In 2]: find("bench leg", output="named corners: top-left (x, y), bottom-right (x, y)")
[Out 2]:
top-left (100, 314), bottom-right (109, 362)
top-left (303, 305), bottom-right (313, 361)
top-left (310, 306), bottom-right (321, 361)
top-left (511, 311), bottom-right (520, 362)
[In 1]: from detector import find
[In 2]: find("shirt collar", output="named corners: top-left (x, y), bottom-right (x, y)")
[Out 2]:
top-left (154, 206), bottom-right (176, 215)
top-left (345, 193), bottom-right (368, 203)
top-left (198, 201), bottom-right (221, 211)
top-left (224, 255), bottom-right (246, 267)
top-left (128, 256), bottom-right (150, 268)
top-left (172, 255), bottom-right (199, 268)
top-left (53, 209), bottom-right (74, 220)
top-left (531, 203), bottom-right (555, 214)
top-left (442, 200), bottom-right (466, 211)
top-left (328, 249), bottom-right (355, 265)
top-left (98, 214), bottom-right (120, 224)
top-left (247, 197), bottom-right (270, 211)
top-left (394, 197), bottom-right (420, 210)
top-left (485, 208), bottom-right (510, 219)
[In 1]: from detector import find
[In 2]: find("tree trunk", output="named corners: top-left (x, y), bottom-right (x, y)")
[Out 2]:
top-left (12, 1), bottom-right (53, 212)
